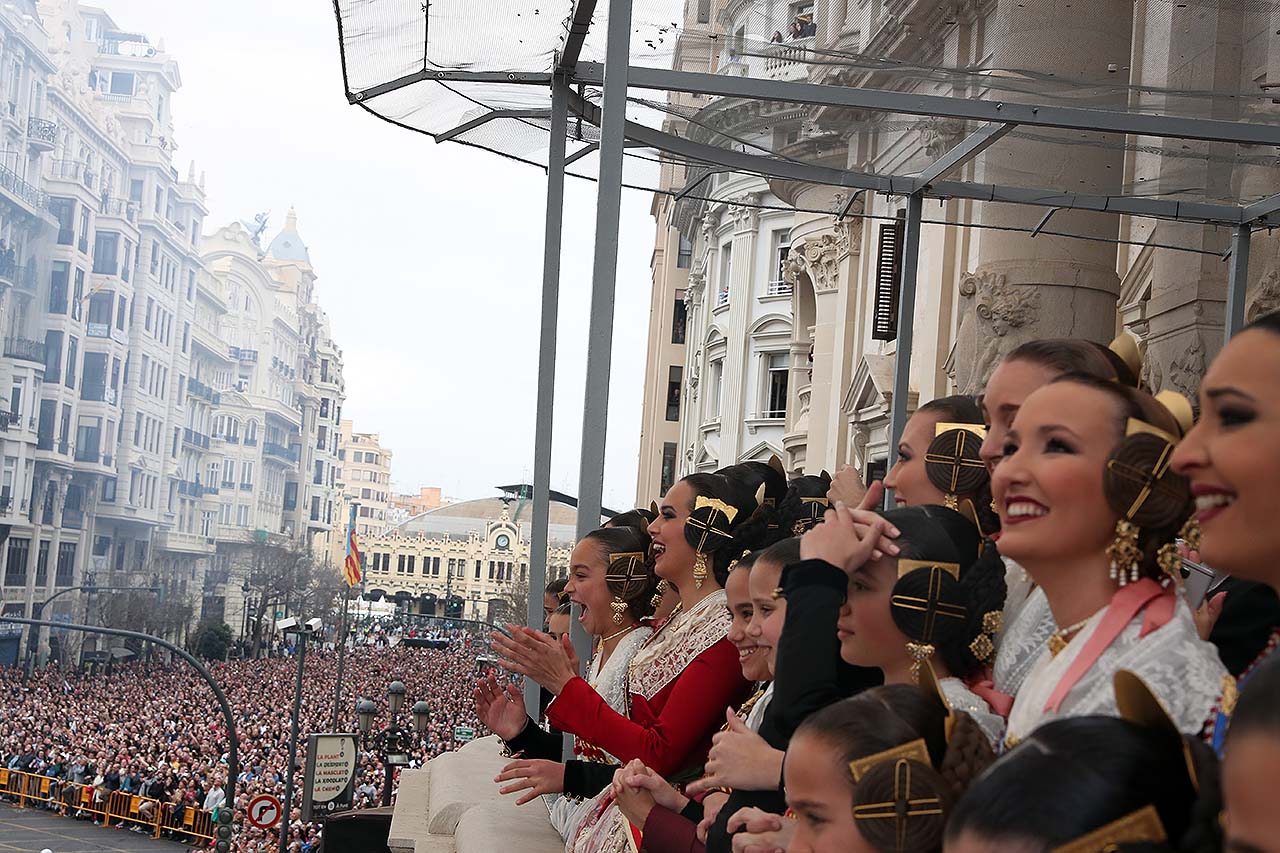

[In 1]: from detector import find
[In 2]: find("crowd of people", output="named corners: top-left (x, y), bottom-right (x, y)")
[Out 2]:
top-left (474, 314), bottom-right (1280, 853)
top-left (0, 629), bottom-right (488, 852)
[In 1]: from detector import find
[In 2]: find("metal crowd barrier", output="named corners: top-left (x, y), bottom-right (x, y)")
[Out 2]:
top-left (0, 767), bottom-right (215, 842)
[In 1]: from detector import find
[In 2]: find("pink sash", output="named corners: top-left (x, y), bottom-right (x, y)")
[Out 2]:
top-left (1043, 579), bottom-right (1176, 714)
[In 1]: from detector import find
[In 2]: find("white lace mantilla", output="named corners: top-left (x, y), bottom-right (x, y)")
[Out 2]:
top-left (1006, 599), bottom-right (1227, 743)
top-left (548, 625), bottom-right (652, 842)
top-left (627, 590), bottom-right (731, 701)
top-left (993, 559), bottom-right (1055, 696)
top-left (939, 677), bottom-right (1005, 750)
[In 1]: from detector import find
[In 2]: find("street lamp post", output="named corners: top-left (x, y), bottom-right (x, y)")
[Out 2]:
top-left (24, 581), bottom-right (159, 683)
top-left (276, 617), bottom-right (322, 853)
top-left (356, 682), bottom-right (430, 807)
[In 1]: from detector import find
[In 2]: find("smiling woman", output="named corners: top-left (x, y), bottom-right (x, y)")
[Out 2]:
top-left (993, 375), bottom-right (1227, 743)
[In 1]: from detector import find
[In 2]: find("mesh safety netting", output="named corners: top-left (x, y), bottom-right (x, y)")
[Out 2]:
top-left (333, 0), bottom-right (1280, 235)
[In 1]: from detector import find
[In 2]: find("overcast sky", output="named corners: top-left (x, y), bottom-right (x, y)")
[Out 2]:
top-left (107, 1), bottom-right (653, 511)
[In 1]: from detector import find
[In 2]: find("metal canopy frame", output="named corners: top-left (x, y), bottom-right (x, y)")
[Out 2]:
top-left (334, 0), bottom-right (1274, 660)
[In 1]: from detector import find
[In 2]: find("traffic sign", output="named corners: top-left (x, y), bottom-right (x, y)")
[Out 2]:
top-left (454, 725), bottom-right (475, 743)
top-left (246, 793), bottom-right (282, 829)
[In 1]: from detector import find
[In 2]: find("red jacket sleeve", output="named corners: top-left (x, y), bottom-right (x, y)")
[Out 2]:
top-left (547, 638), bottom-right (748, 777)
top-left (641, 806), bottom-right (705, 853)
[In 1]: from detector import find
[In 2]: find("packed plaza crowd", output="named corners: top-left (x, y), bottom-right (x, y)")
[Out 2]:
top-left (473, 316), bottom-right (1280, 853)
top-left (0, 622), bottom-right (489, 852)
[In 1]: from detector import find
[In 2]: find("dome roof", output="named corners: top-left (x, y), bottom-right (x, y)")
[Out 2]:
top-left (265, 207), bottom-right (311, 263)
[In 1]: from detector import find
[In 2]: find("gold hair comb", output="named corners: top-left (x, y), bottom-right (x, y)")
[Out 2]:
top-left (896, 559), bottom-right (961, 581)
top-left (934, 422), bottom-right (987, 439)
top-left (1050, 805), bottom-right (1166, 853)
top-left (849, 739), bottom-right (931, 782)
top-left (694, 496), bottom-right (738, 523)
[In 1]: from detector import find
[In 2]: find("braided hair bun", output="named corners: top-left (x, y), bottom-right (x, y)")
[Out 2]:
top-left (853, 758), bottom-right (951, 853)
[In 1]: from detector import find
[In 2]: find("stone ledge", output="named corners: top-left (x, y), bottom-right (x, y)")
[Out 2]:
top-left (388, 737), bottom-right (562, 853)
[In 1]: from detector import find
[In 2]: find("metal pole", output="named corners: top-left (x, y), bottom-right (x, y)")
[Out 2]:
top-left (526, 74), bottom-right (570, 719)
top-left (1, 616), bottom-right (238, 812)
top-left (278, 634), bottom-right (306, 853)
top-left (887, 193), bottom-right (924, 469)
top-left (381, 755), bottom-right (394, 807)
top-left (332, 501), bottom-right (358, 729)
top-left (1224, 223), bottom-right (1252, 340)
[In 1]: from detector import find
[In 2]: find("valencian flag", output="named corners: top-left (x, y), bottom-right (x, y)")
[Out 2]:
top-left (343, 528), bottom-right (363, 587)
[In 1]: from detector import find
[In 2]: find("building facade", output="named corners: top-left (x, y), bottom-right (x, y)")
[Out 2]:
top-left (639, 0), bottom-right (1277, 488)
top-left (0, 0), bottom-right (349, 661)
top-left (358, 496), bottom-right (576, 623)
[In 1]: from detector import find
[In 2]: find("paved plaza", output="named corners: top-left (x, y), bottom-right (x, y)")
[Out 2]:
top-left (0, 803), bottom-right (187, 853)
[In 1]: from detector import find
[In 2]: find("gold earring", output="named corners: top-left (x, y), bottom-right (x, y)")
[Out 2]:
top-left (905, 642), bottom-right (934, 683)
top-left (609, 597), bottom-right (627, 625)
top-left (693, 552), bottom-right (708, 589)
top-left (1158, 517), bottom-right (1203, 581)
top-left (968, 610), bottom-right (1002, 664)
top-left (1107, 519), bottom-right (1143, 587)
top-left (650, 579), bottom-right (669, 609)
top-left (944, 493), bottom-right (958, 511)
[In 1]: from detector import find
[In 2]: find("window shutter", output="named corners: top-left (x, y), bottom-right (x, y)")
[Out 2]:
top-left (872, 213), bottom-right (905, 341)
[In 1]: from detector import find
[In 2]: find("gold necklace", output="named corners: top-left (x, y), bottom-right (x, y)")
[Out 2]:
top-left (597, 625), bottom-right (638, 648)
top-left (1047, 616), bottom-right (1093, 657)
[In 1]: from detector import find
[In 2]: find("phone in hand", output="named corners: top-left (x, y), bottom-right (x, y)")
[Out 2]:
top-left (1180, 556), bottom-right (1218, 610)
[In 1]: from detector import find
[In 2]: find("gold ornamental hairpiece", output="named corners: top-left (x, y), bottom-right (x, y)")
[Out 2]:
top-left (896, 559), bottom-right (961, 581)
top-left (694, 496), bottom-right (738, 524)
top-left (934, 422), bottom-right (987, 439)
top-left (848, 738), bottom-right (932, 783)
top-left (1050, 805), bottom-right (1166, 853)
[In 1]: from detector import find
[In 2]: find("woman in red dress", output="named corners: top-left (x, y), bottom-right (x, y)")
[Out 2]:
top-left (494, 471), bottom-right (764, 852)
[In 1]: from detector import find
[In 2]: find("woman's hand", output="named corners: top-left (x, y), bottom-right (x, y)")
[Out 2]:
top-left (1194, 590), bottom-right (1227, 641)
top-left (727, 807), bottom-right (794, 853)
top-left (472, 674), bottom-right (529, 742)
top-left (611, 761), bottom-right (658, 830)
top-left (616, 759), bottom-right (689, 814)
top-left (494, 758), bottom-right (565, 805)
top-left (490, 625), bottom-right (578, 695)
top-left (696, 791), bottom-right (730, 843)
top-left (800, 500), bottom-right (899, 572)
top-left (686, 709), bottom-right (783, 795)
top-left (826, 466), bottom-right (870, 510)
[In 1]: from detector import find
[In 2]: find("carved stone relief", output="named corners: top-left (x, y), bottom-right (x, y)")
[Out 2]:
top-left (798, 232), bottom-right (844, 294)
top-left (953, 271), bottom-right (1042, 394)
top-left (728, 193), bottom-right (761, 232)
top-left (1167, 334), bottom-right (1206, 401)
top-left (918, 116), bottom-right (967, 158)
top-left (1247, 268), bottom-right (1280, 324)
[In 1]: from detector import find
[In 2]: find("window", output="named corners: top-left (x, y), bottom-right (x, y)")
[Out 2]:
top-left (666, 366), bottom-right (683, 422)
top-left (717, 244), bottom-right (732, 307)
top-left (71, 269), bottom-right (84, 320)
top-left (116, 294), bottom-right (127, 330)
top-left (87, 291), bottom-right (113, 327)
top-left (109, 70), bottom-right (134, 96)
top-left (872, 213), bottom-right (905, 341)
top-left (81, 352), bottom-right (107, 402)
top-left (4, 537), bottom-right (29, 587)
top-left (236, 505), bottom-right (250, 526)
top-left (51, 198), bottom-right (74, 245)
top-left (78, 207), bottom-right (89, 254)
top-left (48, 262), bottom-right (69, 314)
top-left (43, 331), bottom-right (63, 384)
top-left (661, 442), bottom-right (678, 495)
top-left (771, 231), bottom-right (791, 295)
top-left (93, 231), bottom-right (120, 275)
top-left (353, 451), bottom-right (363, 463)
top-left (675, 234), bottom-right (696, 267)
top-left (764, 353), bottom-right (788, 418)
top-left (672, 291), bottom-right (687, 344)
top-left (240, 461), bottom-right (253, 488)
top-left (221, 458), bottom-right (234, 486)
top-left (707, 358), bottom-right (723, 419)
top-left (55, 542), bottom-right (75, 587)
top-left (697, 0), bottom-right (710, 23)
top-left (34, 541), bottom-right (50, 588)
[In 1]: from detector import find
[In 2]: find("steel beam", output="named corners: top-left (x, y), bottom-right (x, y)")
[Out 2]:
top-left (1225, 224), bottom-right (1252, 340)
top-left (582, 63), bottom-right (1280, 147)
top-left (564, 141), bottom-right (599, 167)
top-left (524, 78), bottom-right (570, 720)
top-left (558, 0), bottom-right (599, 73)
top-left (604, 113), bottom-right (1244, 225)
top-left (917, 122), bottom-right (1015, 185)
top-left (888, 194), bottom-right (924, 470)
top-left (435, 109), bottom-right (551, 143)
top-left (569, 0), bottom-right (633, 706)
top-left (351, 70), bottom-right (552, 104)
top-left (1242, 192), bottom-right (1280, 226)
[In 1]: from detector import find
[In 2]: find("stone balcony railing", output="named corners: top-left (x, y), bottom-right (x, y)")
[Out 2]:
top-left (388, 737), bottom-right (564, 853)
top-left (763, 37), bottom-right (814, 81)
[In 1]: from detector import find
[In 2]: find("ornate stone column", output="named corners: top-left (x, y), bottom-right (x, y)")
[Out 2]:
top-left (956, 0), bottom-right (1134, 393)
top-left (718, 193), bottom-right (761, 464)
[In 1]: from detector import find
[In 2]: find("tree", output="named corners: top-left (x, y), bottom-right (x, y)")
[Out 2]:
top-left (190, 620), bottom-right (233, 661)
top-left (243, 540), bottom-right (346, 657)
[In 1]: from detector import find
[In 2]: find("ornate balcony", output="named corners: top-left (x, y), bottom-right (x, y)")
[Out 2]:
top-left (26, 117), bottom-right (56, 151)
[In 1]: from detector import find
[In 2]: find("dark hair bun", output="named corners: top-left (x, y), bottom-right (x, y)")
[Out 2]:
top-left (925, 428), bottom-right (988, 499)
top-left (1103, 433), bottom-right (1190, 529)
top-left (684, 499), bottom-right (742, 555)
top-left (853, 758), bottom-right (951, 853)
top-left (890, 566), bottom-right (969, 649)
